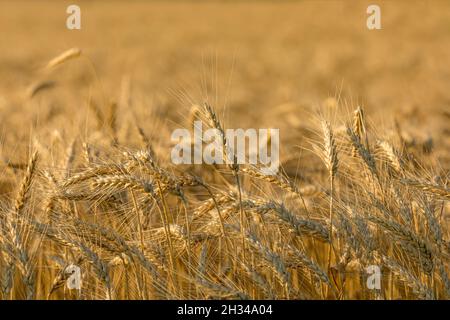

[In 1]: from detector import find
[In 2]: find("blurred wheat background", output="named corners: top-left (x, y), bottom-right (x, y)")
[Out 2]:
top-left (0, 0), bottom-right (448, 300)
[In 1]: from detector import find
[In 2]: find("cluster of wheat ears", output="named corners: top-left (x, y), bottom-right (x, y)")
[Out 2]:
top-left (0, 49), bottom-right (448, 300)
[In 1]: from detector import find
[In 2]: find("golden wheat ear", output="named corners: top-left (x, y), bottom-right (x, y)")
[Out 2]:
top-left (352, 106), bottom-right (366, 157)
top-left (45, 48), bottom-right (82, 70)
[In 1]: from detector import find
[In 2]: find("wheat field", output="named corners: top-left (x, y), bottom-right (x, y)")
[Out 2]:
top-left (0, 1), bottom-right (449, 300)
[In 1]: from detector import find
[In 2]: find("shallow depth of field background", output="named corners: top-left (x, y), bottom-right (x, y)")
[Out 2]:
top-left (0, 0), bottom-right (448, 167)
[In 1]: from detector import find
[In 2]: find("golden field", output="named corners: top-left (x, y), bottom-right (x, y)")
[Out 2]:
top-left (0, 0), bottom-right (448, 300)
